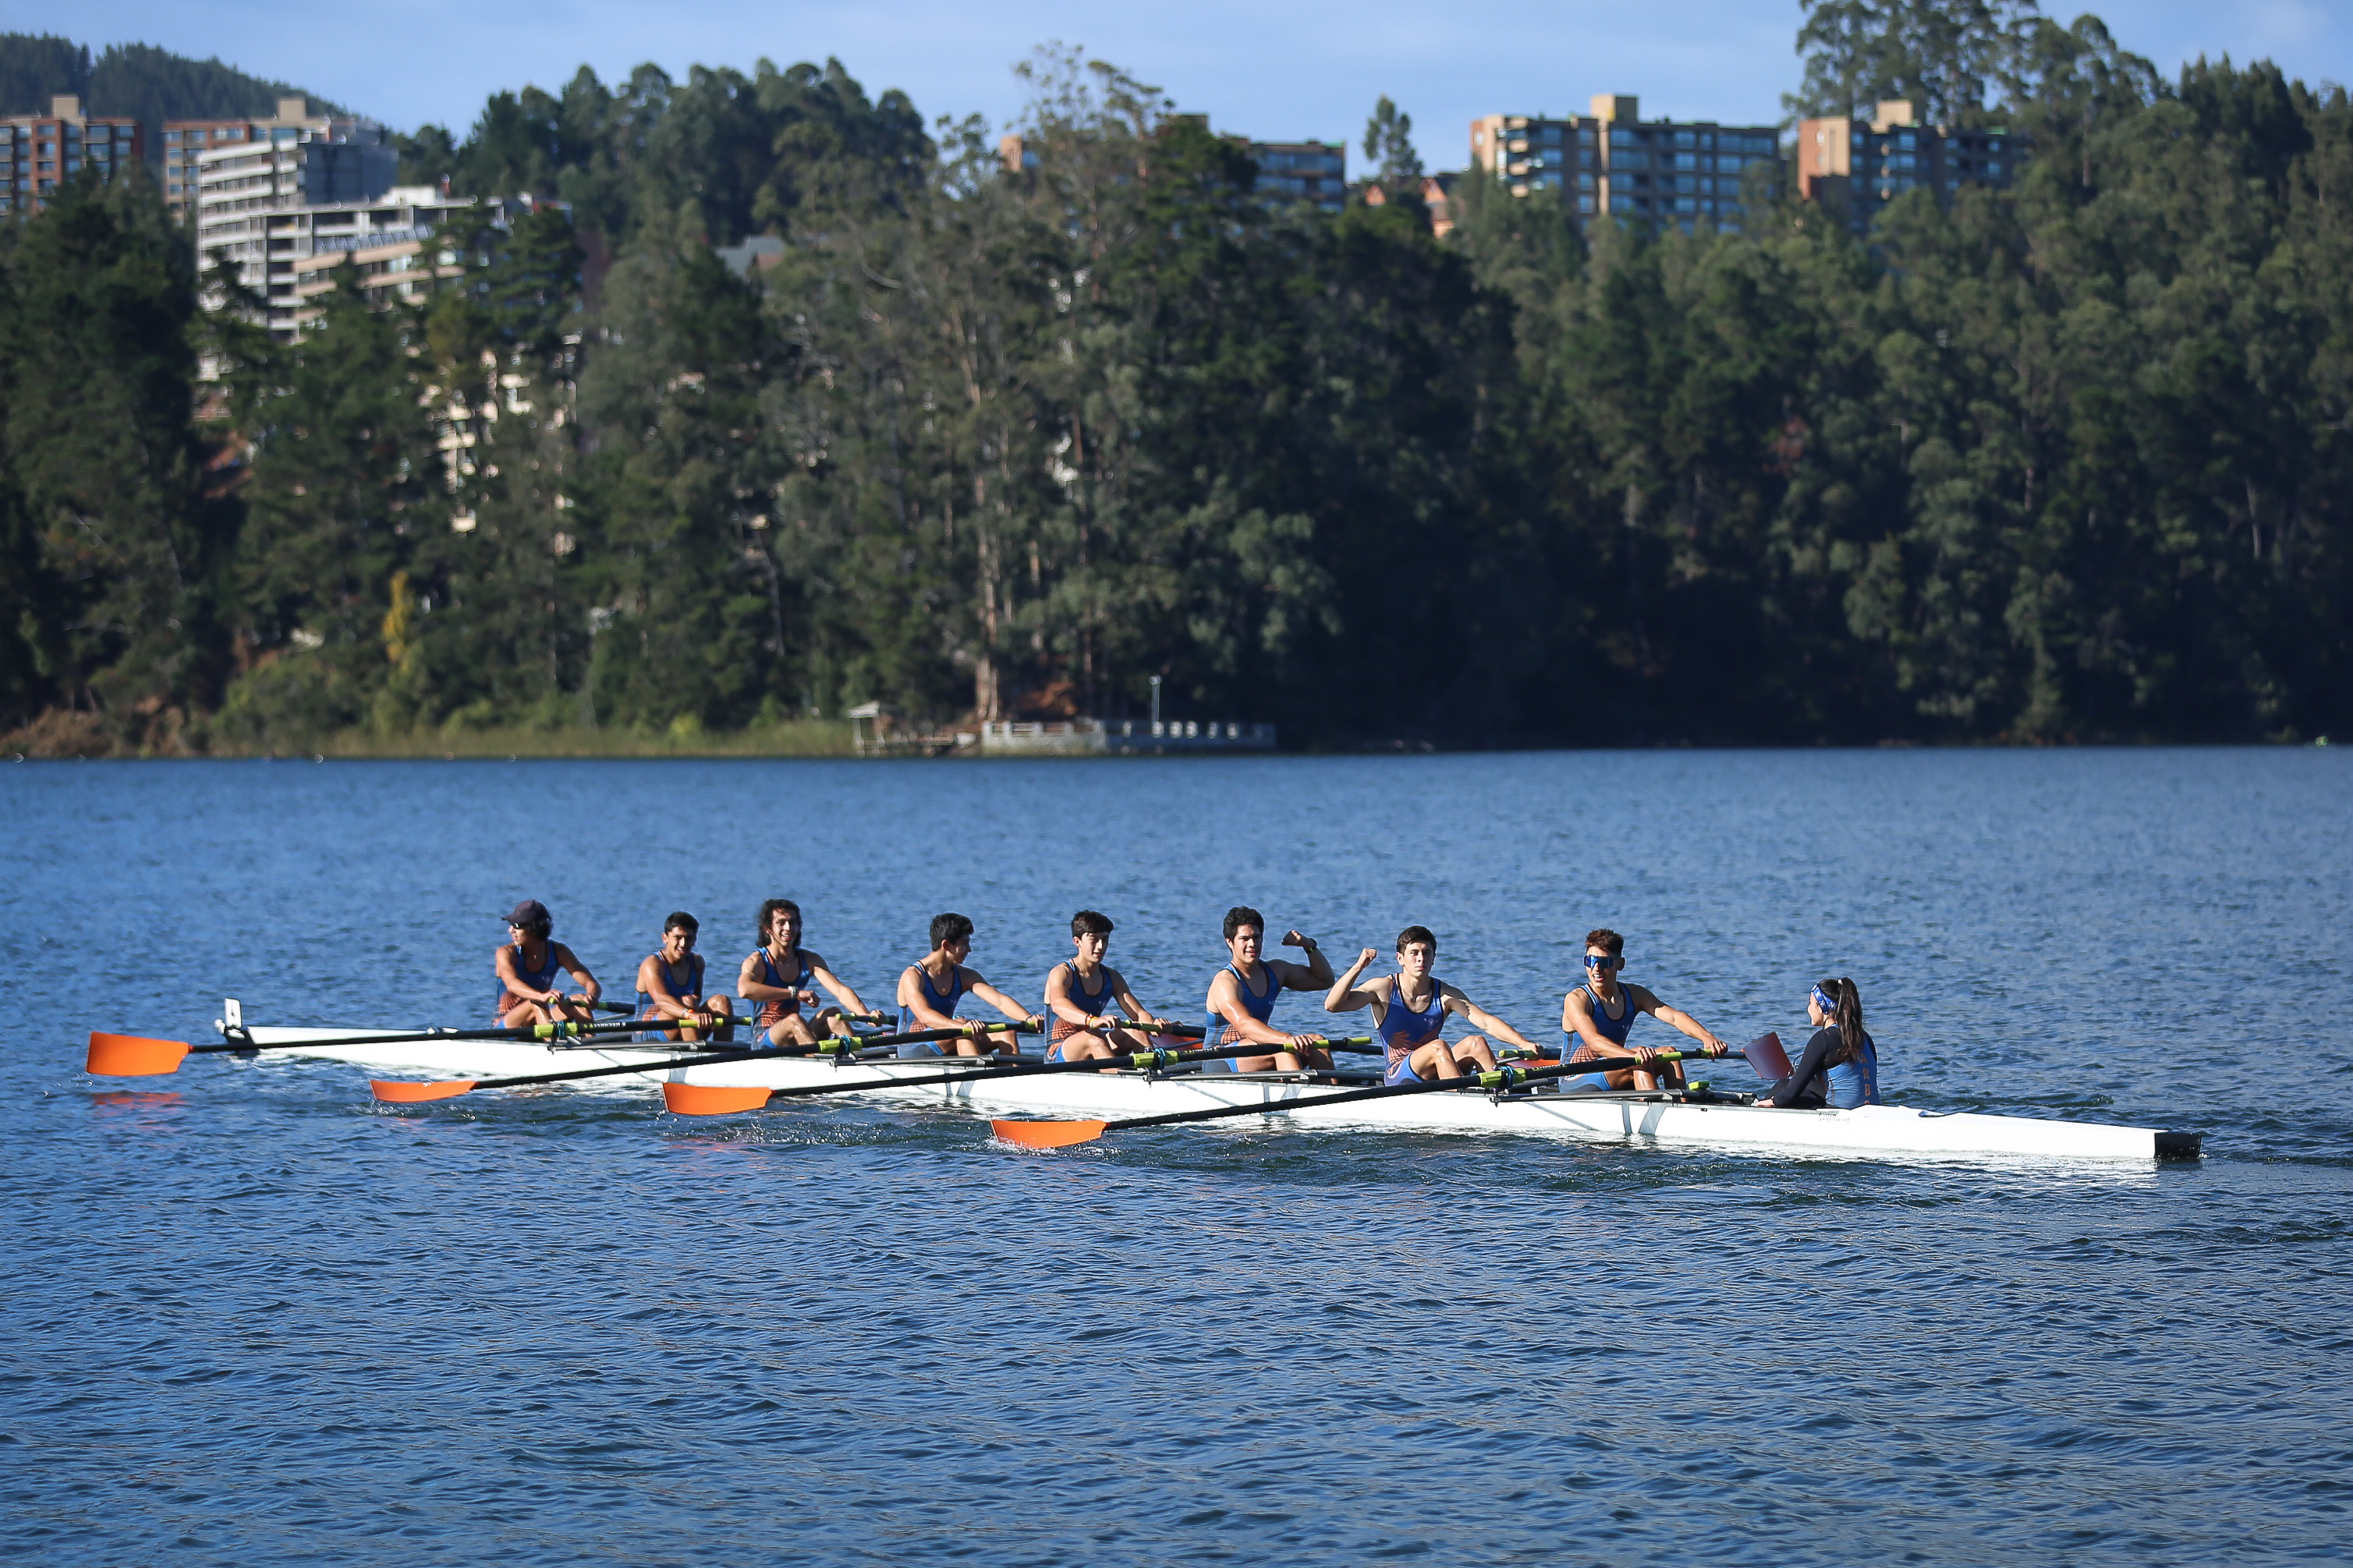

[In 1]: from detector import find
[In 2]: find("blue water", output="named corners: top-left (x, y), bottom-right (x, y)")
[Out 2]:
top-left (3, 750), bottom-right (2349, 1565)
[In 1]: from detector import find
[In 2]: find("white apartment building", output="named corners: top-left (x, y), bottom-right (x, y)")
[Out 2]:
top-left (194, 121), bottom-right (397, 333)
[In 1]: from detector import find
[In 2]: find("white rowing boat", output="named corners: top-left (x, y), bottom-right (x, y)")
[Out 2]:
top-left (223, 1006), bottom-right (2202, 1163)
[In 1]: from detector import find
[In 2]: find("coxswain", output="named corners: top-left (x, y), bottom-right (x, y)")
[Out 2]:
top-left (1042, 910), bottom-right (1171, 1064)
top-left (1557, 928), bottom-right (1731, 1092)
top-left (1202, 905), bottom-right (1334, 1073)
top-left (1324, 926), bottom-right (1541, 1083)
top-left (737, 898), bottom-right (872, 1049)
top-left (1752, 977), bottom-right (1880, 1109)
top-left (896, 912), bottom-right (1043, 1057)
top-left (636, 911), bottom-right (735, 1042)
top-left (493, 900), bottom-right (601, 1026)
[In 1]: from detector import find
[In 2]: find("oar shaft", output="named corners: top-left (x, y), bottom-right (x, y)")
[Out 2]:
top-left (715, 1033), bottom-right (1373, 1108)
top-left (429, 1024), bottom-right (1019, 1092)
top-left (1090, 1053), bottom-right (1684, 1134)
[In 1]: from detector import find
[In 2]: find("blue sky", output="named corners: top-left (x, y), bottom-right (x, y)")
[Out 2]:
top-left (41, 0), bottom-right (2351, 170)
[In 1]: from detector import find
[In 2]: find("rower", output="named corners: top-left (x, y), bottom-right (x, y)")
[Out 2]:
top-left (1324, 926), bottom-right (1541, 1084)
top-left (896, 913), bottom-right (1042, 1057)
top-left (1557, 928), bottom-right (1731, 1092)
top-left (636, 911), bottom-right (735, 1042)
top-left (493, 899), bottom-right (601, 1026)
top-left (1042, 911), bottom-right (1170, 1064)
top-left (737, 898), bottom-right (873, 1049)
top-left (1203, 906), bottom-right (1334, 1073)
top-left (1753, 977), bottom-right (1880, 1109)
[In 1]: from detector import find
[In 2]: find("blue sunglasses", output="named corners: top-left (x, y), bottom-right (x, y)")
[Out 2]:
top-left (1582, 954), bottom-right (1623, 970)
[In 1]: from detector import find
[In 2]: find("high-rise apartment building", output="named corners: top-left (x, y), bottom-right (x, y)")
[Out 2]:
top-left (1472, 94), bottom-right (1780, 232)
top-left (1793, 101), bottom-right (2026, 231)
top-left (204, 184), bottom-right (522, 341)
top-left (161, 97), bottom-right (332, 220)
top-left (194, 119), bottom-right (401, 334)
top-left (1, 96), bottom-right (143, 220)
top-left (1248, 140), bottom-right (1346, 211)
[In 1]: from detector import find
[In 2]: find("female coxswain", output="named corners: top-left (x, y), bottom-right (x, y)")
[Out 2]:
top-left (1753, 978), bottom-right (1880, 1108)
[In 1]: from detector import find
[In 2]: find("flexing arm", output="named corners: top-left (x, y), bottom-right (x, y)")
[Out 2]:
top-left (1277, 932), bottom-right (1335, 989)
top-left (1324, 948), bottom-right (1385, 1014)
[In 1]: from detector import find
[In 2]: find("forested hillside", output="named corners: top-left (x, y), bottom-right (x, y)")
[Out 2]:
top-left (0, 35), bottom-right (341, 162)
top-left (1, 6), bottom-right (2346, 755)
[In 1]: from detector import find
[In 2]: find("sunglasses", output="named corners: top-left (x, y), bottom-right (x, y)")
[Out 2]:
top-left (1582, 954), bottom-right (1623, 970)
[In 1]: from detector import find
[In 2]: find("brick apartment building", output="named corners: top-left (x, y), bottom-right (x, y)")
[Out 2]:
top-left (1793, 100), bottom-right (2026, 230)
top-left (2, 96), bottom-right (143, 219)
top-left (1472, 94), bottom-right (1780, 232)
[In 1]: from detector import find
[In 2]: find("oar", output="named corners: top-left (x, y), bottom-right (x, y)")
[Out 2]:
top-left (87, 1012), bottom-right (697, 1078)
top-left (367, 1024), bottom-right (990, 1103)
top-left (991, 1040), bottom-right (1776, 1149)
top-left (663, 1028), bottom-right (1364, 1117)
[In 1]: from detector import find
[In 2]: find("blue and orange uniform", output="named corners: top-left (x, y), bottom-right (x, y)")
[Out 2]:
top-left (1560, 981), bottom-right (1638, 1093)
top-left (636, 954), bottom-right (706, 1018)
top-left (494, 943), bottom-right (564, 1020)
top-left (1378, 977), bottom-right (1449, 1086)
top-left (897, 963), bottom-right (969, 1055)
top-left (752, 949), bottom-right (815, 1031)
top-left (1202, 960), bottom-right (1284, 1074)
top-left (1046, 963), bottom-right (1122, 1064)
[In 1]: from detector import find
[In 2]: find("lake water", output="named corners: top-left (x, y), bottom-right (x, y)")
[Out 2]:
top-left (3, 749), bottom-right (2349, 1565)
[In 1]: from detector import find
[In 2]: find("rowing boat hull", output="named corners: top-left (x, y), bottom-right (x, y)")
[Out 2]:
top-left (238, 1025), bottom-right (2200, 1162)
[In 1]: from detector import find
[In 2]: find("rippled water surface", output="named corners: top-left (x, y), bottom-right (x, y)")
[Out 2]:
top-left (5, 749), bottom-right (2350, 1565)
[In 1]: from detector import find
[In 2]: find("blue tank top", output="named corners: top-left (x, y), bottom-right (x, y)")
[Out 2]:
top-left (753, 949), bottom-right (815, 1024)
top-left (636, 954), bottom-right (704, 1014)
top-left (1060, 963), bottom-right (1118, 1018)
top-left (898, 962), bottom-right (968, 1033)
top-left (1559, 982), bottom-right (1637, 1092)
top-left (1823, 1033), bottom-right (1880, 1109)
top-left (1377, 975), bottom-right (1447, 1072)
top-left (1203, 961), bottom-right (1282, 1073)
top-left (494, 941), bottom-right (563, 1014)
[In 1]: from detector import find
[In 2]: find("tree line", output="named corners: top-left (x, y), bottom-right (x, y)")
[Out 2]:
top-left (1, 5), bottom-right (2347, 754)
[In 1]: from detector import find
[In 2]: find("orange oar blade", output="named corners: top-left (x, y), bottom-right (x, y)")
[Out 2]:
top-left (662, 1082), bottom-right (774, 1117)
top-left (1742, 1031), bottom-right (1791, 1081)
top-left (370, 1079), bottom-right (479, 1104)
top-left (86, 1033), bottom-right (193, 1078)
top-left (991, 1118), bottom-right (1108, 1150)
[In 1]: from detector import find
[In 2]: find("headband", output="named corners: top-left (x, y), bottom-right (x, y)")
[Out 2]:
top-left (1812, 984), bottom-right (1838, 1016)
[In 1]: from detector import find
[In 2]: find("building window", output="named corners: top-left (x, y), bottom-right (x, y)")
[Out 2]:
top-left (1578, 193), bottom-right (1595, 213)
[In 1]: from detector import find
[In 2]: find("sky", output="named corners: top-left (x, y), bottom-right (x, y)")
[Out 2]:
top-left (34, 0), bottom-right (2353, 170)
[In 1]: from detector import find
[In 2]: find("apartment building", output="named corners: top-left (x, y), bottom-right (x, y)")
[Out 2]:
top-left (1248, 140), bottom-right (1346, 211)
top-left (1794, 101), bottom-right (2025, 230)
top-left (211, 186), bottom-right (538, 340)
top-left (1471, 94), bottom-right (1780, 232)
top-left (161, 97), bottom-right (331, 220)
top-left (998, 125), bottom-right (1346, 213)
top-left (1, 96), bottom-right (143, 219)
top-left (193, 120), bottom-right (404, 334)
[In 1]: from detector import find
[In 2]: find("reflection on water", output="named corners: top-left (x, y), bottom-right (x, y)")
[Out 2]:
top-left (2, 749), bottom-right (2348, 1566)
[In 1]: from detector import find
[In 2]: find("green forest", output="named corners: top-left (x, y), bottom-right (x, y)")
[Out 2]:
top-left (2, 3), bottom-right (2348, 756)
top-left (0, 34), bottom-right (340, 162)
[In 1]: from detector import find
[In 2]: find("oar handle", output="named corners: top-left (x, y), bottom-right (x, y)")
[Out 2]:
top-left (448, 1021), bottom-right (1012, 1092)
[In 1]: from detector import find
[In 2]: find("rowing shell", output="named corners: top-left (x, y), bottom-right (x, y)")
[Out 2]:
top-left (229, 1019), bottom-right (2202, 1163)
